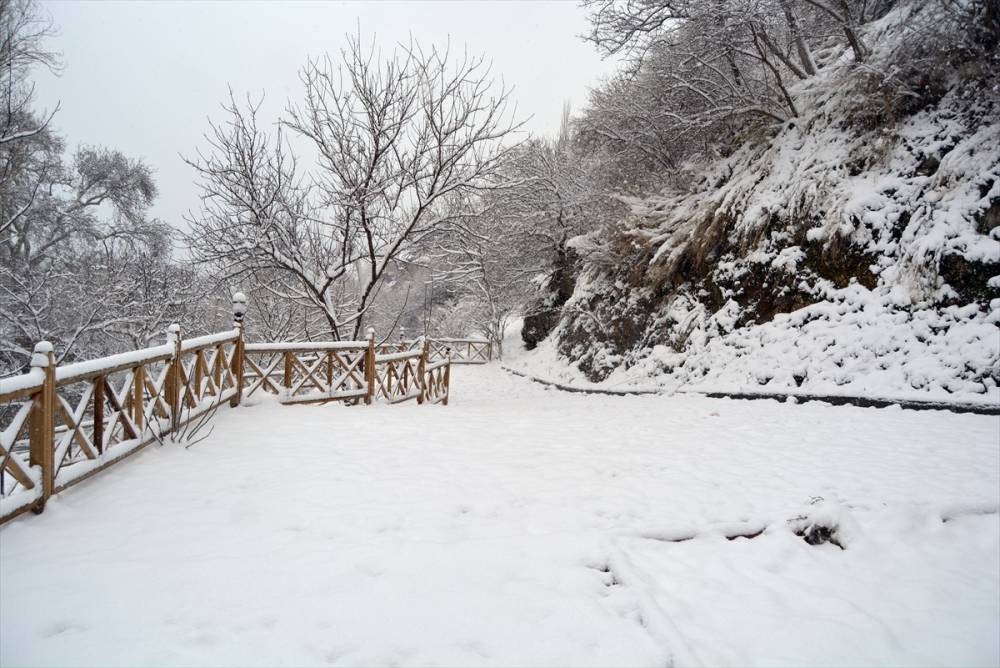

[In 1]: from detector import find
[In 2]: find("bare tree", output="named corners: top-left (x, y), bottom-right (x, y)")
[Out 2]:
top-left (183, 93), bottom-right (355, 338)
top-left (574, 0), bottom-right (904, 179)
top-left (428, 108), bottom-right (618, 350)
top-left (429, 195), bottom-right (534, 351)
top-left (0, 0), bottom-right (60, 150)
top-left (188, 35), bottom-right (524, 341)
top-left (797, 0), bottom-right (872, 62)
top-left (0, 0), bottom-right (211, 375)
top-left (578, 0), bottom-right (824, 177)
top-left (285, 35), bottom-right (523, 338)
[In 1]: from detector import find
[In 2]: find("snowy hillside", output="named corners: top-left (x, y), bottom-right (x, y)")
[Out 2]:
top-left (520, 3), bottom-right (1000, 405)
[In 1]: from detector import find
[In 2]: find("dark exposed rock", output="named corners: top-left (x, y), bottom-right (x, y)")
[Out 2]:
top-left (521, 247), bottom-right (580, 350)
top-left (521, 307), bottom-right (561, 351)
top-left (976, 197), bottom-right (1000, 235)
top-left (803, 237), bottom-right (879, 290)
top-left (939, 254), bottom-right (1000, 304)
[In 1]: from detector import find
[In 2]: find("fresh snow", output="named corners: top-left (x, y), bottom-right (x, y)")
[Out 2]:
top-left (514, 288), bottom-right (1000, 406)
top-left (179, 330), bottom-right (239, 353)
top-left (54, 343), bottom-right (175, 384)
top-left (1, 363), bottom-right (997, 667)
top-left (244, 341), bottom-right (370, 352)
top-left (0, 368), bottom-right (44, 397)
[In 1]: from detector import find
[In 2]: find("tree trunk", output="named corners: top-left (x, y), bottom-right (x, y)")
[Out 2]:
top-left (778, 0), bottom-right (818, 76)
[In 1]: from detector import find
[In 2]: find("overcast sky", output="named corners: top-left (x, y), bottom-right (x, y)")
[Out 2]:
top-left (35, 0), bottom-right (618, 230)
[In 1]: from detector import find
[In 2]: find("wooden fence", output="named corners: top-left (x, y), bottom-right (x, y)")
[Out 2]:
top-left (243, 336), bottom-right (449, 406)
top-left (0, 327), bottom-right (242, 524)
top-left (0, 298), bottom-right (455, 524)
top-left (244, 341), bottom-right (370, 404)
top-left (380, 337), bottom-right (492, 364)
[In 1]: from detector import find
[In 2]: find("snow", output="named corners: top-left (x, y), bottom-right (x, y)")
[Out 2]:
top-left (425, 359), bottom-right (450, 373)
top-left (524, 281), bottom-right (1000, 406)
top-left (0, 368), bottom-right (43, 398)
top-left (1, 363), bottom-right (998, 667)
top-left (374, 349), bottom-right (422, 363)
top-left (54, 344), bottom-right (175, 384)
top-left (179, 330), bottom-right (239, 353)
top-left (244, 341), bottom-right (368, 352)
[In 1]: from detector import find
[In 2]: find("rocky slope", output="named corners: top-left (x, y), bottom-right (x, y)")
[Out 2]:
top-left (521, 3), bottom-right (1000, 405)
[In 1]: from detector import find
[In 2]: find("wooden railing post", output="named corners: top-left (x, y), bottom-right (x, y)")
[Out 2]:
top-left (417, 336), bottom-right (428, 405)
top-left (231, 292), bottom-right (246, 407)
top-left (283, 351), bottom-right (292, 399)
top-left (28, 341), bottom-right (55, 513)
top-left (326, 351), bottom-right (333, 390)
top-left (193, 350), bottom-right (204, 403)
top-left (365, 327), bottom-right (375, 405)
top-left (443, 348), bottom-right (451, 407)
top-left (166, 324), bottom-right (181, 430)
top-left (132, 364), bottom-right (144, 433)
top-left (93, 374), bottom-right (105, 455)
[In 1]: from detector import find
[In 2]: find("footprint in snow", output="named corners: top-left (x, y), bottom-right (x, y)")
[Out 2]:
top-left (41, 620), bottom-right (87, 638)
top-left (187, 633), bottom-right (219, 646)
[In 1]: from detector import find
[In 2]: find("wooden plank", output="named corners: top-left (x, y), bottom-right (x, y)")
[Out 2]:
top-left (56, 391), bottom-right (97, 461)
top-left (365, 336), bottom-right (375, 405)
top-left (179, 359), bottom-right (197, 409)
top-left (200, 350), bottom-right (219, 397)
top-left (54, 352), bottom-right (173, 387)
top-left (329, 352), bottom-right (361, 388)
top-left (443, 359), bottom-right (450, 406)
top-left (132, 365), bottom-right (144, 432)
top-left (28, 349), bottom-right (55, 508)
top-left (1, 404), bottom-right (35, 490)
top-left (103, 377), bottom-right (138, 441)
top-left (388, 390), bottom-right (422, 404)
top-left (212, 344), bottom-right (223, 393)
top-left (280, 388), bottom-right (367, 405)
top-left (288, 354), bottom-right (328, 396)
top-left (283, 352), bottom-right (292, 394)
top-left (0, 444), bottom-right (35, 489)
top-left (231, 324), bottom-right (244, 408)
top-left (191, 351), bottom-right (202, 402)
top-left (244, 355), bottom-right (281, 396)
top-left (144, 368), bottom-right (170, 419)
top-left (417, 339), bottom-right (428, 405)
top-left (93, 375), bottom-right (105, 454)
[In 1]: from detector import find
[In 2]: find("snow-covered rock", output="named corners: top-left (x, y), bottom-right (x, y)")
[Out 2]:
top-left (526, 2), bottom-right (1000, 405)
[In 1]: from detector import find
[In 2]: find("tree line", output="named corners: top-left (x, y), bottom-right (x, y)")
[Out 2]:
top-left (2, 0), bottom-right (994, 374)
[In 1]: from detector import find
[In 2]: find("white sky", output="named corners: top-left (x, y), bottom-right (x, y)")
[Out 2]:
top-left (35, 0), bottom-right (618, 230)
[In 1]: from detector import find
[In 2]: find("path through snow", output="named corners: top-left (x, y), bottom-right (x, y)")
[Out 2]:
top-left (1, 365), bottom-right (997, 666)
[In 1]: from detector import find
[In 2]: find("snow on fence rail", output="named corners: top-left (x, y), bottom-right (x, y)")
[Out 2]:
top-left (0, 297), bottom-right (452, 524)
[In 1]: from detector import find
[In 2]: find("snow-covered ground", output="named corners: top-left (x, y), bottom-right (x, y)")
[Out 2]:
top-left (1, 364), bottom-right (998, 667)
top-left (519, 289), bottom-right (1000, 407)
